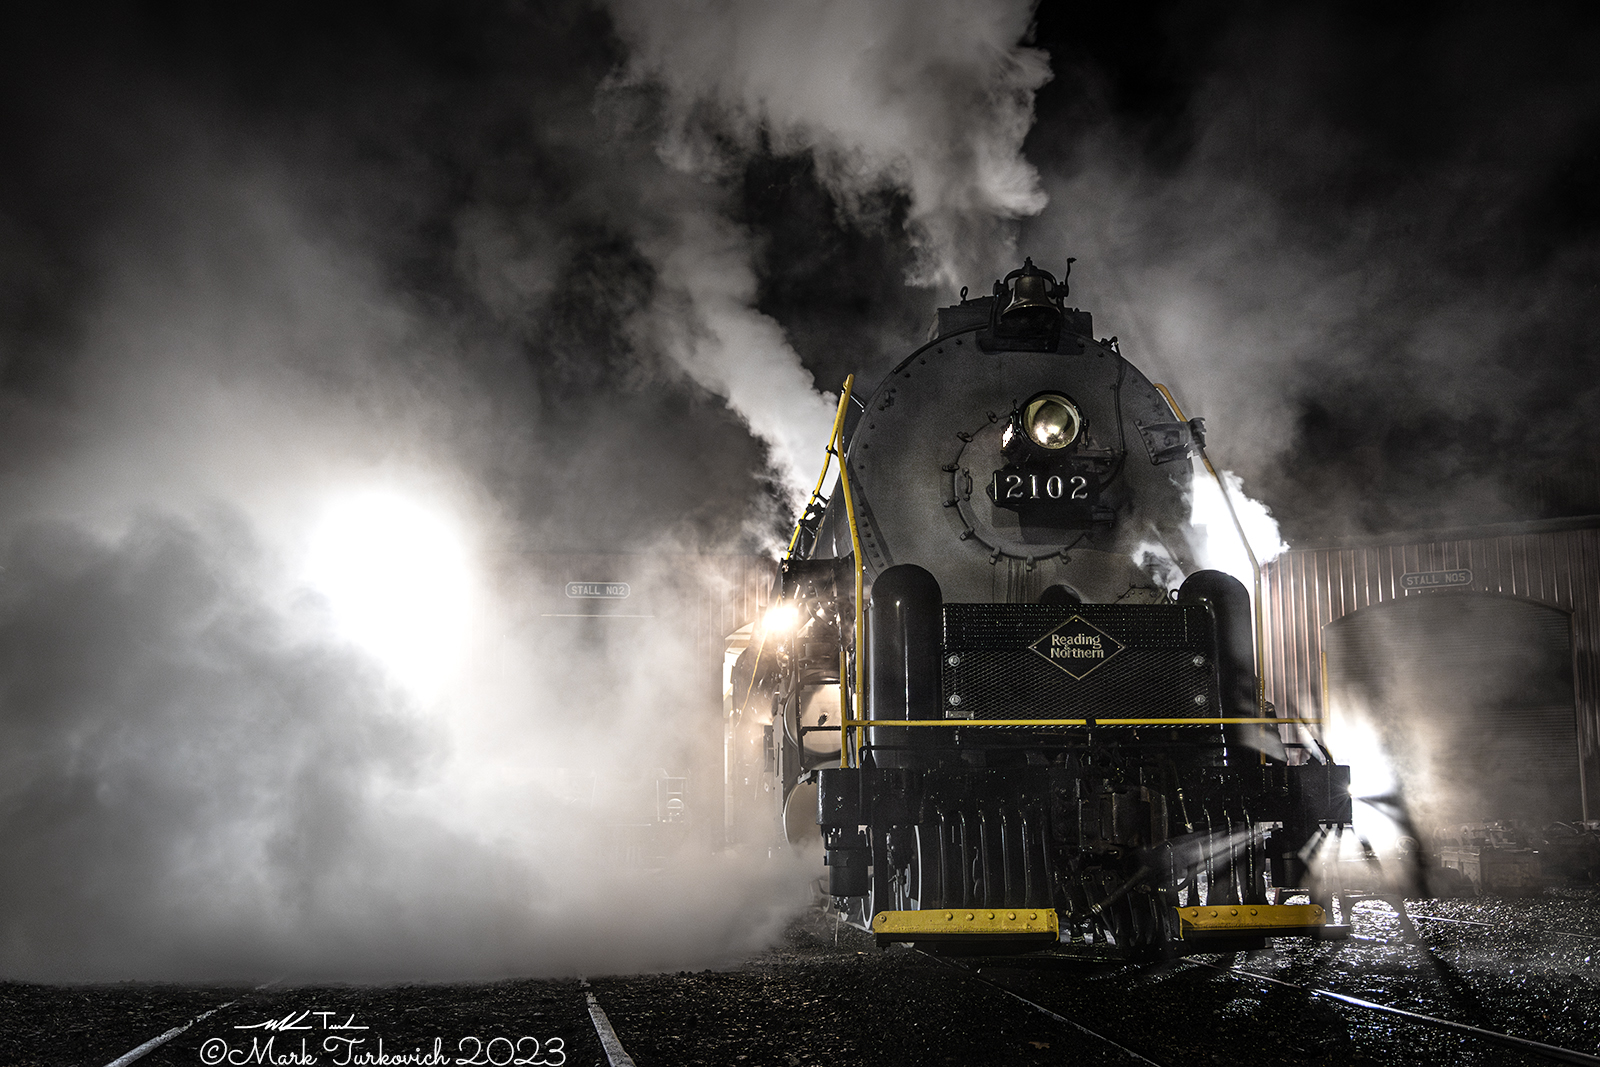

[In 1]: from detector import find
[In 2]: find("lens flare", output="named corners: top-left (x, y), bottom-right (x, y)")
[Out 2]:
top-left (1325, 715), bottom-right (1404, 852)
top-left (763, 602), bottom-right (800, 634)
top-left (306, 489), bottom-right (473, 697)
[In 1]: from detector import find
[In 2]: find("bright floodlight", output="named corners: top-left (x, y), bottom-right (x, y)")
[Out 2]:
top-left (1326, 715), bottom-right (1404, 852)
top-left (307, 490), bottom-right (473, 696)
top-left (764, 602), bottom-right (800, 634)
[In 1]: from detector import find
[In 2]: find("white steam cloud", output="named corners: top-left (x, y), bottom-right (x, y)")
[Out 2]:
top-left (606, 0), bottom-right (1051, 289)
top-left (628, 203), bottom-right (840, 506)
top-left (0, 163), bottom-right (807, 981)
top-left (603, 0), bottom-right (1052, 503)
top-left (1188, 467), bottom-right (1289, 588)
top-left (0, 0), bottom-right (1061, 981)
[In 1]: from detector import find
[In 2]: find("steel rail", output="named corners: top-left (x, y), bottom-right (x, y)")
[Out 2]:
top-left (920, 952), bottom-right (1169, 1067)
top-left (1408, 912), bottom-right (1600, 942)
top-left (1406, 912), bottom-right (1491, 926)
top-left (100, 978), bottom-right (281, 1067)
top-left (1200, 961), bottom-right (1600, 1066)
top-left (102, 1003), bottom-right (238, 1067)
top-left (584, 993), bottom-right (638, 1067)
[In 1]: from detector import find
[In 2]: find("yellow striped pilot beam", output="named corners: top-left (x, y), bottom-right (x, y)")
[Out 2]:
top-left (871, 908), bottom-right (1060, 943)
top-left (845, 717), bottom-right (1324, 727)
top-left (1177, 903), bottom-right (1329, 938)
top-left (869, 904), bottom-right (1336, 944)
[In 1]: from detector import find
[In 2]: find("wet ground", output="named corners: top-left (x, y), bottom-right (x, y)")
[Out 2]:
top-left (3, 890), bottom-right (1597, 1067)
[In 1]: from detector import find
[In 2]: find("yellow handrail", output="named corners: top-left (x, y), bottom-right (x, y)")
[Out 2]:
top-left (839, 648), bottom-right (849, 764)
top-left (1318, 648), bottom-right (1338, 761)
top-left (842, 717), bottom-right (1324, 727)
top-left (740, 378), bottom-right (857, 744)
top-left (833, 375), bottom-right (866, 767)
top-left (784, 378), bottom-right (857, 561)
top-left (1153, 384), bottom-right (1268, 717)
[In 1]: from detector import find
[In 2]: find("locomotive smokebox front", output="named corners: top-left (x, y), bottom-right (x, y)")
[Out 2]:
top-left (727, 259), bottom-right (1352, 954)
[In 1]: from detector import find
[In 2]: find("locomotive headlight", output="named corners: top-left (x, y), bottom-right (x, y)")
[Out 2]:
top-left (764, 602), bottom-right (800, 634)
top-left (1023, 394), bottom-right (1081, 449)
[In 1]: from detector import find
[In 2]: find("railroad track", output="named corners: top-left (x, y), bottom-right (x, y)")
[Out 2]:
top-left (1408, 911), bottom-right (1600, 941)
top-left (1196, 959), bottom-right (1600, 1066)
top-left (17, 898), bottom-right (1597, 1067)
top-left (922, 951), bottom-right (1169, 1066)
top-left (912, 912), bottom-right (1600, 1067)
top-left (40, 979), bottom-right (605, 1067)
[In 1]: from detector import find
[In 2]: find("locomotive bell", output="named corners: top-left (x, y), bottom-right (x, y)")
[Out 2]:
top-left (998, 259), bottom-right (1064, 337)
top-left (1004, 272), bottom-right (1057, 318)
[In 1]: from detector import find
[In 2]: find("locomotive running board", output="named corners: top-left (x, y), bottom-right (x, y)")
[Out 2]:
top-left (1175, 903), bottom-right (1347, 941)
top-left (871, 908), bottom-right (1059, 946)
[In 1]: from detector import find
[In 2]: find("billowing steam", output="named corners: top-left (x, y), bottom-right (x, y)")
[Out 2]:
top-left (1130, 465), bottom-right (1287, 609)
top-left (625, 202), bottom-right (840, 505)
top-left (0, 169), bottom-right (817, 980)
top-left (605, 0), bottom-right (1050, 290)
top-left (0, 1), bottom-right (1058, 980)
top-left (603, 0), bottom-right (1053, 502)
top-left (305, 489), bottom-right (475, 698)
top-left (1187, 467), bottom-right (1289, 592)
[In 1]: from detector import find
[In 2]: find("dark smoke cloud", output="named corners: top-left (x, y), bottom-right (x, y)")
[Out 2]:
top-left (1021, 1), bottom-right (1600, 540)
top-left (604, 0), bottom-right (1050, 290)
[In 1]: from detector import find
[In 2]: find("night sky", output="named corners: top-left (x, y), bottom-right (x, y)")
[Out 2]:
top-left (1028, 1), bottom-right (1600, 538)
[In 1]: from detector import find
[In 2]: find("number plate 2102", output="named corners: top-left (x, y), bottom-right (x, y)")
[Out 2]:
top-left (990, 468), bottom-right (1096, 510)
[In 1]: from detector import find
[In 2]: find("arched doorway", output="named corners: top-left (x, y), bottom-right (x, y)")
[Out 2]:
top-left (1324, 592), bottom-right (1580, 829)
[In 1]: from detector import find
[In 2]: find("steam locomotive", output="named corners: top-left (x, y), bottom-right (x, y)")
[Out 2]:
top-left (726, 260), bottom-right (1352, 954)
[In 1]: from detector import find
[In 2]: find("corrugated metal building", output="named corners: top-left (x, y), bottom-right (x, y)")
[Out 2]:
top-left (1262, 516), bottom-right (1600, 826)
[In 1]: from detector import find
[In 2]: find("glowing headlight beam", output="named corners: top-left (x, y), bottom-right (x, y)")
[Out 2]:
top-left (763, 602), bottom-right (800, 634)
